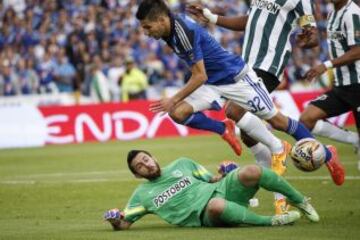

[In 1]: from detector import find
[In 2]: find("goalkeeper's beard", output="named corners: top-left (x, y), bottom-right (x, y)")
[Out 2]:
top-left (145, 162), bottom-right (161, 180)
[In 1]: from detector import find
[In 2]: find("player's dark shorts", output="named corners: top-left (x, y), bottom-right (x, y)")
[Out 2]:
top-left (310, 84), bottom-right (360, 128)
top-left (254, 68), bottom-right (280, 93)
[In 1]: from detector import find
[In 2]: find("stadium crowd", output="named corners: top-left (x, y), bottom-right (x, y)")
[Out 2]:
top-left (0, 0), bottom-right (358, 101)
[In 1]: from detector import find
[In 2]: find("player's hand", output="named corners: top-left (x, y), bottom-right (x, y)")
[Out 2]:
top-left (305, 64), bottom-right (326, 82)
top-left (149, 98), bottom-right (176, 113)
top-left (186, 3), bottom-right (209, 25)
top-left (295, 27), bottom-right (318, 48)
top-left (296, 29), bottom-right (311, 48)
top-left (104, 208), bottom-right (124, 223)
top-left (218, 160), bottom-right (239, 176)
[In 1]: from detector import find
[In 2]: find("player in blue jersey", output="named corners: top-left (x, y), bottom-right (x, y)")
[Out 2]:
top-left (185, 2), bottom-right (345, 186)
top-left (136, 0), bottom-right (290, 176)
top-left (136, 0), bottom-right (344, 189)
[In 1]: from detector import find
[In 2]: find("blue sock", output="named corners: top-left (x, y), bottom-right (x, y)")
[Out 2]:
top-left (324, 148), bottom-right (332, 162)
top-left (286, 118), bottom-right (332, 162)
top-left (183, 112), bottom-right (225, 135)
top-left (286, 118), bottom-right (314, 140)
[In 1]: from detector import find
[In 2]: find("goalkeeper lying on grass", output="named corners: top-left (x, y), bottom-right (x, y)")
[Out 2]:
top-left (104, 150), bottom-right (319, 230)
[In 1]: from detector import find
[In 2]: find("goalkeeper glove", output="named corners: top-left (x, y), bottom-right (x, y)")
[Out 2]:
top-left (218, 160), bottom-right (239, 175)
top-left (104, 208), bottom-right (124, 223)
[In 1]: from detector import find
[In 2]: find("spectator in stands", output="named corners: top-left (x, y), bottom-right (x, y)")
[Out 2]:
top-left (121, 57), bottom-right (148, 102)
top-left (38, 52), bottom-right (58, 94)
top-left (159, 70), bottom-right (183, 88)
top-left (16, 58), bottom-right (39, 94)
top-left (107, 57), bottom-right (125, 102)
top-left (89, 55), bottom-right (111, 103)
top-left (1, 0), bottom-right (358, 98)
top-left (0, 61), bottom-right (19, 96)
top-left (53, 49), bottom-right (76, 92)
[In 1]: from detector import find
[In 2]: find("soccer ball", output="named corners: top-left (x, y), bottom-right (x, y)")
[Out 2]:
top-left (290, 138), bottom-right (326, 172)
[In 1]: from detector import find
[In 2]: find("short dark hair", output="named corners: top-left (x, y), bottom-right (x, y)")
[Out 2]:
top-left (127, 150), bottom-right (152, 174)
top-left (136, 0), bottom-right (170, 21)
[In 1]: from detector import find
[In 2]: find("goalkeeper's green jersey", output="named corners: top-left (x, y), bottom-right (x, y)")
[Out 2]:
top-left (123, 157), bottom-right (217, 227)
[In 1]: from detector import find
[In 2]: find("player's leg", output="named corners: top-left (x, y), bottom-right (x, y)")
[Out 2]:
top-left (217, 71), bottom-right (289, 175)
top-left (312, 120), bottom-right (359, 147)
top-left (225, 68), bottom-right (281, 165)
top-left (225, 101), bottom-right (273, 162)
top-left (347, 86), bottom-right (360, 168)
top-left (220, 95), bottom-right (284, 160)
top-left (301, 89), bottom-right (355, 184)
top-left (266, 108), bottom-right (345, 185)
top-left (225, 71), bottom-right (288, 213)
top-left (353, 111), bottom-right (360, 170)
top-left (225, 103), bottom-right (288, 213)
top-left (202, 197), bottom-right (300, 227)
top-left (169, 101), bottom-right (224, 135)
top-left (242, 82), bottom-right (347, 185)
top-left (300, 89), bottom-right (358, 148)
top-left (255, 166), bottom-right (320, 222)
top-left (169, 85), bottom-right (241, 155)
top-left (229, 165), bottom-right (318, 222)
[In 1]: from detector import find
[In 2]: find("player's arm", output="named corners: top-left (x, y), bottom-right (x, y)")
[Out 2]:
top-left (195, 160), bottom-right (239, 183)
top-left (187, 3), bottom-right (248, 31)
top-left (104, 189), bottom-right (148, 231)
top-left (149, 60), bottom-right (207, 113)
top-left (213, 15), bottom-right (248, 32)
top-left (306, 12), bottom-right (360, 81)
top-left (330, 12), bottom-right (360, 68)
top-left (209, 175), bottom-right (223, 183)
top-left (184, 158), bottom-right (216, 183)
top-left (171, 60), bottom-right (207, 104)
top-left (331, 45), bottom-right (360, 68)
top-left (150, 20), bottom-right (207, 114)
top-left (306, 45), bottom-right (360, 81)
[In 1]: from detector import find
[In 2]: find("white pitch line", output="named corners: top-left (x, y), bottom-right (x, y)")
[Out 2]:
top-left (1, 176), bottom-right (360, 185)
top-left (14, 170), bottom-right (127, 178)
top-left (286, 176), bottom-right (360, 180)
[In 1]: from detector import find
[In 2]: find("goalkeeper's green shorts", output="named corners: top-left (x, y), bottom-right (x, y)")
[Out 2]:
top-left (201, 168), bottom-right (259, 227)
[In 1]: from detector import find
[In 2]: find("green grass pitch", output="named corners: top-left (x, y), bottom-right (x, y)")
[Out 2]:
top-left (1, 132), bottom-right (359, 240)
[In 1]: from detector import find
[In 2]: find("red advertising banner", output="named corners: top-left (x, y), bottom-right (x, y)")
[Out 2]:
top-left (39, 100), bottom-right (225, 144)
top-left (38, 91), bottom-right (355, 145)
top-left (0, 90), bottom-right (351, 148)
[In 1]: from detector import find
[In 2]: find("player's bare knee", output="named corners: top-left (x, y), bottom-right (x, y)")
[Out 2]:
top-left (225, 102), bottom-right (245, 122)
top-left (238, 165), bottom-right (262, 187)
top-left (206, 198), bottom-right (226, 218)
top-left (169, 107), bottom-right (191, 124)
top-left (268, 113), bottom-right (288, 131)
top-left (299, 113), bottom-right (316, 130)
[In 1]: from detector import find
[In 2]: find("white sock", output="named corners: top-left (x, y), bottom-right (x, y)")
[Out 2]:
top-left (237, 112), bottom-right (283, 154)
top-left (250, 143), bottom-right (285, 201)
top-left (250, 143), bottom-right (271, 168)
top-left (312, 120), bottom-right (359, 145)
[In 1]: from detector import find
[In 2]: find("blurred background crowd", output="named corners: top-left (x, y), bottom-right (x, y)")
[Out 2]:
top-left (0, 0), bottom-right (359, 102)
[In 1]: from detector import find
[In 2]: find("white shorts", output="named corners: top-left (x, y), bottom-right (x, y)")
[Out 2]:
top-left (184, 69), bottom-right (277, 120)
